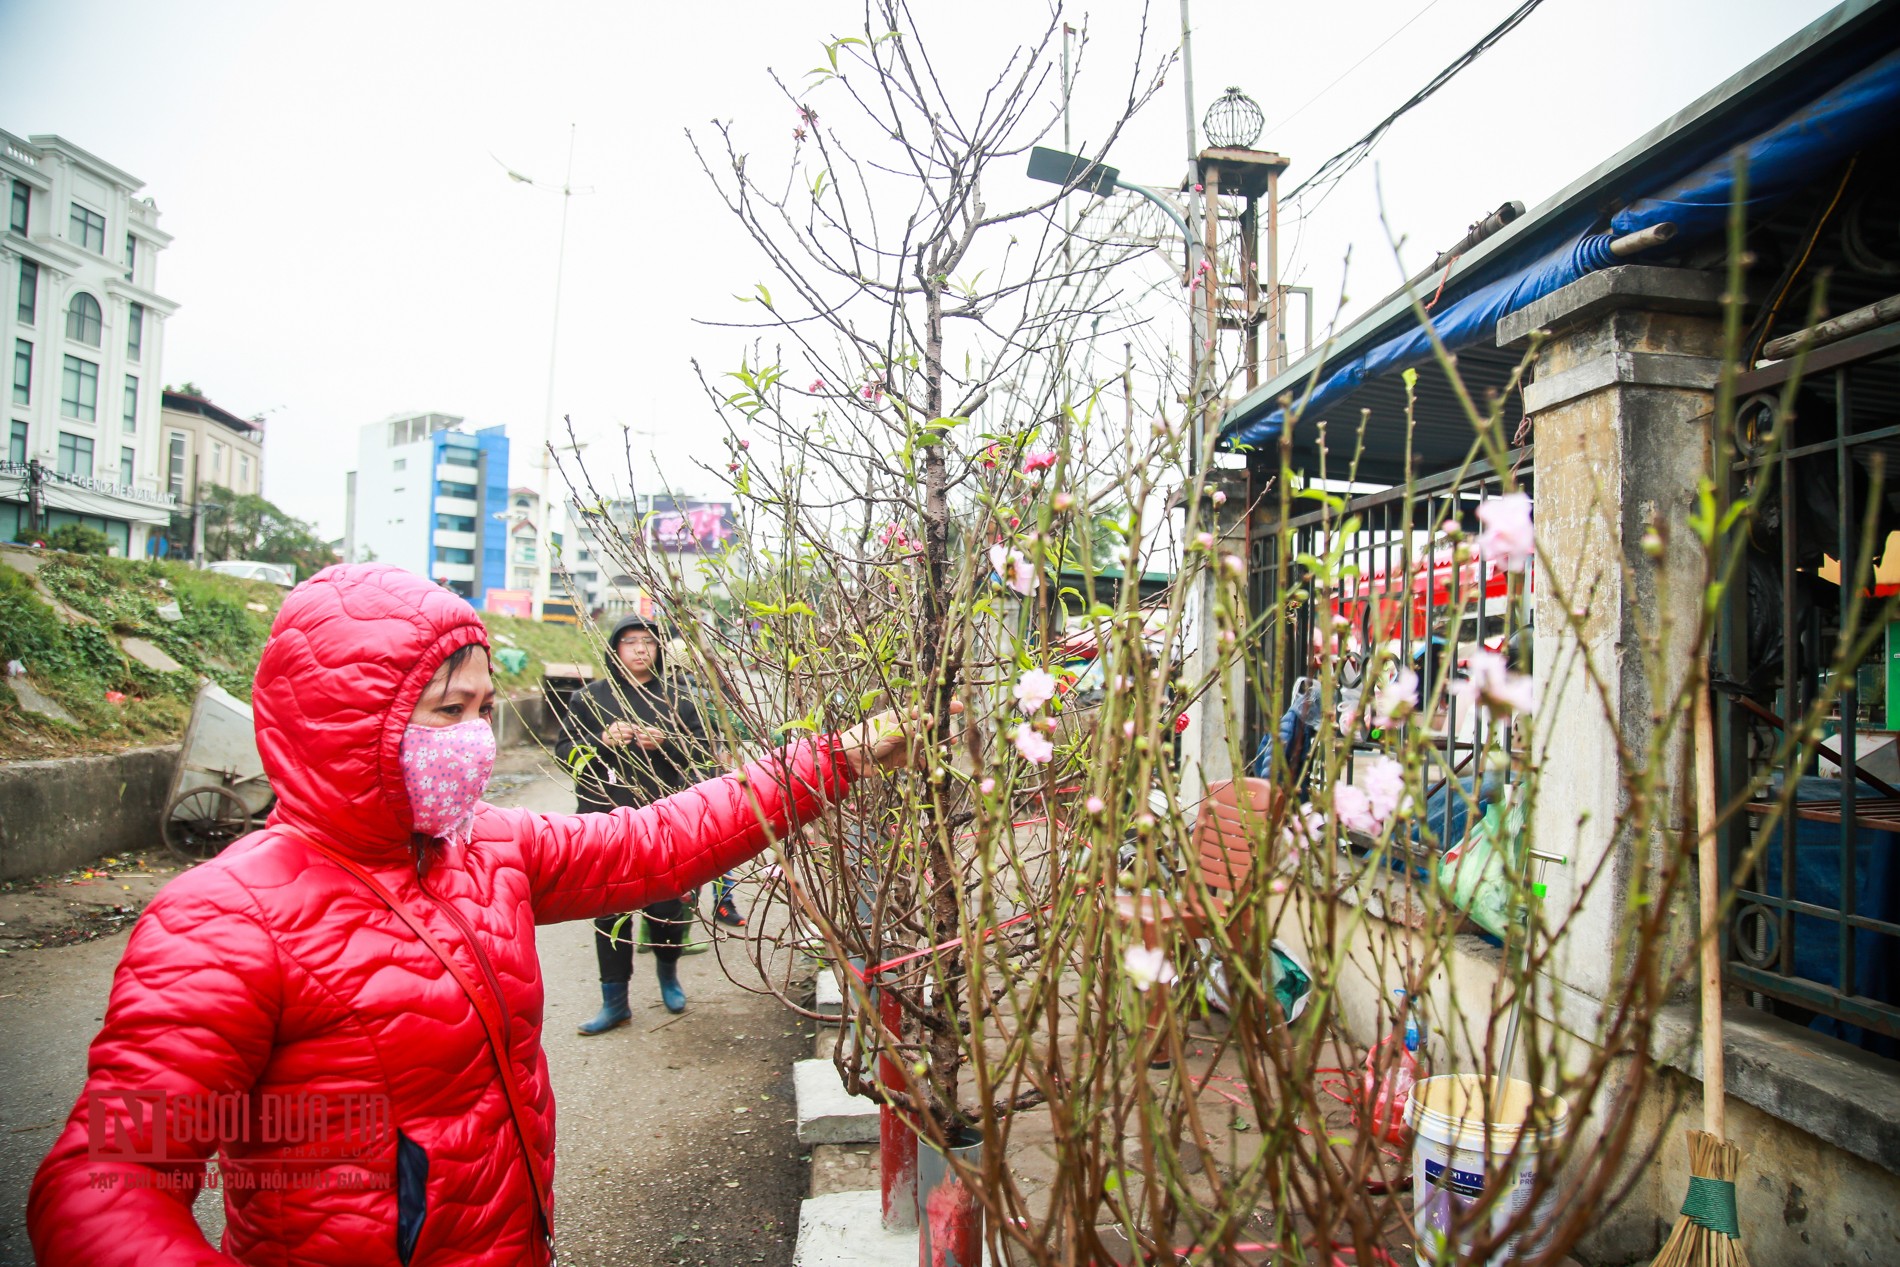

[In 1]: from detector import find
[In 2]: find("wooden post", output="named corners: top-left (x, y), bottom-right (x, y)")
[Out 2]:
top-left (1266, 165), bottom-right (1282, 375)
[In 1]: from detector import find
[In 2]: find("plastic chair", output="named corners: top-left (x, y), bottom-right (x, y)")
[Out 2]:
top-left (1113, 777), bottom-right (1283, 1062)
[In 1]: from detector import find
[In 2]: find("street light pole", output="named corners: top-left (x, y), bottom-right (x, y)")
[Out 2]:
top-left (534, 126), bottom-right (579, 620)
top-left (1179, 0), bottom-right (1211, 468)
top-left (499, 125), bottom-right (590, 618)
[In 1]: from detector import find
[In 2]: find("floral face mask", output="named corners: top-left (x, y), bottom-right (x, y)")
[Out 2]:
top-left (400, 719), bottom-right (496, 841)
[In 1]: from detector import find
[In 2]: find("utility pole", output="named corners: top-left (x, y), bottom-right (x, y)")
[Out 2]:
top-left (500, 125), bottom-right (591, 619)
top-left (1178, 0), bottom-right (1230, 805)
top-left (25, 459), bottom-right (44, 538)
top-left (536, 127), bottom-right (577, 620)
top-left (1179, 0), bottom-right (1209, 469)
top-left (1061, 21), bottom-right (1075, 274)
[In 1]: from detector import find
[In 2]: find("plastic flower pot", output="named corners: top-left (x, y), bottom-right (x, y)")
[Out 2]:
top-left (916, 1126), bottom-right (983, 1267)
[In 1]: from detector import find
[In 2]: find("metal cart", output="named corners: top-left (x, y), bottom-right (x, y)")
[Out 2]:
top-left (163, 680), bottom-right (274, 863)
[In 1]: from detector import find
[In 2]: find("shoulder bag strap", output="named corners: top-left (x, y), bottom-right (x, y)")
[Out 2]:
top-left (289, 832), bottom-right (554, 1249)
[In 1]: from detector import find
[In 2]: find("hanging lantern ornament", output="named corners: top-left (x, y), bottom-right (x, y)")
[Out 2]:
top-left (1202, 86), bottom-right (1264, 150)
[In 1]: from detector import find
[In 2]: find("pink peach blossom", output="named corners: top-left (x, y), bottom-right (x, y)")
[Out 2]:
top-left (1360, 756), bottom-right (1410, 823)
top-left (1124, 945), bottom-right (1177, 992)
top-left (987, 544), bottom-right (1037, 596)
top-left (1013, 727), bottom-right (1054, 764)
top-left (1333, 782), bottom-right (1380, 837)
top-left (1013, 668), bottom-right (1058, 714)
top-left (1370, 668), bottom-right (1419, 728)
top-left (1451, 648), bottom-right (1535, 717)
top-left (1475, 493), bottom-right (1533, 572)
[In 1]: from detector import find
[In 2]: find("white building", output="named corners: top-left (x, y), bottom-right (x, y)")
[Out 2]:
top-left (504, 486), bottom-right (541, 593)
top-left (1, 131), bottom-right (179, 555)
top-left (343, 410), bottom-right (511, 607)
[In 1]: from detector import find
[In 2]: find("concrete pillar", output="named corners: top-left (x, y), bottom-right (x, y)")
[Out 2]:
top-left (1497, 266), bottom-right (1723, 1260)
top-left (1182, 465), bottom-right (1253, 803)
top-left (1497, 264), bottom-right (1724, 1011)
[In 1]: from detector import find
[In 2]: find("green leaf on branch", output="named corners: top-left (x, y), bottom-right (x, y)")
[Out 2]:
top-left (1296, 488), bottom-right (1347, 512)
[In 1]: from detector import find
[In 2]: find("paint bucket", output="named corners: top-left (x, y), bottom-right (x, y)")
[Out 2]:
top-left (1407, 1074), bottom-right (1569, 1266)
top-left (916, 1127), bottom-right (983, 1267)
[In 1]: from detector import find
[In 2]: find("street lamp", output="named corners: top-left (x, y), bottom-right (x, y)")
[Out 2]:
top-left (497, 126), bottom-right (592, 619)
top-left (1026, 146), bottom-right (1190, 246)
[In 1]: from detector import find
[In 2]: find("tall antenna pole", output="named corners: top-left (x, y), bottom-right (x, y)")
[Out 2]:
top-left (534, 124), bottom-right (578, 620)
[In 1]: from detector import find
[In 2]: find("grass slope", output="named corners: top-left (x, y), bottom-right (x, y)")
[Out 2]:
top-left (0, 548), bottom-right (601, 760)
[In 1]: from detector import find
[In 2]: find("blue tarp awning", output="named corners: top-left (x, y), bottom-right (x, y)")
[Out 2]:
top-left (1218, 35), bottom-right (1900, 453)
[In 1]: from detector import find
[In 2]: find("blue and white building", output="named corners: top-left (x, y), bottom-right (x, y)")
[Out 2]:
top-left (343, 410), bottom-right (509, 606)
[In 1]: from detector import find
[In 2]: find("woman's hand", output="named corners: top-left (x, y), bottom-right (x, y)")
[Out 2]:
top-left (836, 700), bottom-right (963, 776)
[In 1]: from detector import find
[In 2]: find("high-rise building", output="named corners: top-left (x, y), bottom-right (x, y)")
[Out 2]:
top-left (343, 410), bottom-right (509, 606)
top-left (1, 131), bottom-right (179, 554)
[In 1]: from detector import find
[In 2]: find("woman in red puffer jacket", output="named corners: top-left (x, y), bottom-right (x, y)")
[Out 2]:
top-left (27, 564), bottom-right (921, 1266)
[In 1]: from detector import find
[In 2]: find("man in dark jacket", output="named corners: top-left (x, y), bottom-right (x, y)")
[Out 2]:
top-left (560, 614), bottom-right (710, 1027)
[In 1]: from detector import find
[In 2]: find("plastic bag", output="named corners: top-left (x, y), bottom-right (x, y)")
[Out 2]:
top-left (1353, 991), bottom-right (1420, 1148)
top-left (1203, 938), bottom-right (1312, 1025)
top-left (1438, 798), bottom-right (1525, 940)
top-left (1355, 1042), bottom-right (1417, 1148)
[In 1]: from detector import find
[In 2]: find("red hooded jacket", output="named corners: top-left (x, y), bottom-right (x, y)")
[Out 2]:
top-left (28, 564), bottom-right (848, 1266)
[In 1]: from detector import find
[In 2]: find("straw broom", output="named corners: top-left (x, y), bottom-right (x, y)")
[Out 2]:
top-left (1651, 688), bottom-right (1751, 1267)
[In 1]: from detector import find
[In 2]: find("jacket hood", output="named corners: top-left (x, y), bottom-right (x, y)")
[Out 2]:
top-left (255, 564), bottom-right (490, 860)
top-left (604, 613), bottom-right (665, 686)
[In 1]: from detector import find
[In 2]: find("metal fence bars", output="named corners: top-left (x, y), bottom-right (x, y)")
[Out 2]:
top-left (1247, 458), bottom-right (1532, 864)
top-left (1716, 325), bottom-right (1900, 1055)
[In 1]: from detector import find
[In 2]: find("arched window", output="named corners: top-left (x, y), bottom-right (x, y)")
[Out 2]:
top-left (66, 293), bottom-right (102, 347)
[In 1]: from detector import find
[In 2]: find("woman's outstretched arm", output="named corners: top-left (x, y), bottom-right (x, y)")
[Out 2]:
top-left (519, 705), bottom-right (952, 923)
top-left (520, 736), bottom-right (851, 923)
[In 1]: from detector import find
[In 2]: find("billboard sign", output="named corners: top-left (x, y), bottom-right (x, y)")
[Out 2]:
top-left (484, 588), bottom-right (534, 618)
top-left (648, 499), bottom-right (735, 552)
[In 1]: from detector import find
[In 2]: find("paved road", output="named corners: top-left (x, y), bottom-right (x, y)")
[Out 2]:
top-left (0, 749), bottom-right (812, 1266)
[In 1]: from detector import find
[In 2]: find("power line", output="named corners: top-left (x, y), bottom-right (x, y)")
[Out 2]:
top-left (1284, 0), bottom-right (1552, 206)
top-left (1273, 0), bottom-right (1448, 135)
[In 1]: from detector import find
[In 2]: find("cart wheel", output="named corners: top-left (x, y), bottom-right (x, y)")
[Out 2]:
top-left (163, 786), bottom-right (252, 862)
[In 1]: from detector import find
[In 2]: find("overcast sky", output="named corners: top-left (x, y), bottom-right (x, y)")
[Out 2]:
top-left (0, 0), bottom-right (1836, 536)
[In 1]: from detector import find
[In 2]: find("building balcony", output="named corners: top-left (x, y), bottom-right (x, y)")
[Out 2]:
top-left (434, 530), bottom-right (477, 550)
top-left (434, 496), bottom-right (479, 517)
top-left (431, 561), bottom-right (475, 582)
